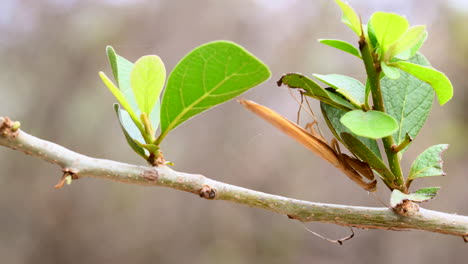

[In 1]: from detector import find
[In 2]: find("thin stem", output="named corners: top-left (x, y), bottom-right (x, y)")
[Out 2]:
top-left (140, 113), bottom-right (155, 143)
top-left (154, 129), bottom-right (168, 146)
top-left (392, 133), bottom-right (413, 153)
top-left (359, 38), bottom-right (405, 191)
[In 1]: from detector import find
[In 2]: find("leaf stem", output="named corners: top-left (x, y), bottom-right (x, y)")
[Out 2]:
top-left (141, 113), bottom-right (155, 143)
top-left (359, 37), bottom-right (405, 191)
top-left (391, 133), bottom-right (413, 153)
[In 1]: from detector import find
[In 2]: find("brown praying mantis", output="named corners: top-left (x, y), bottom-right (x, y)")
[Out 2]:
top-left (239, 99), bottom-right (377, 192)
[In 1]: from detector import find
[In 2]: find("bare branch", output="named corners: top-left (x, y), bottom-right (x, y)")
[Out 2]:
top-left (1, 116), bottom-right (467, 241)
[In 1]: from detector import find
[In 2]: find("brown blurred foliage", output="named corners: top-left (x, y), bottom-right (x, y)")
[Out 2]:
top-left (0, 0), bottom-right (467, 263)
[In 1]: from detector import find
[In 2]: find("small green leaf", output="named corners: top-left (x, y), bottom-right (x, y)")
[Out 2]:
top-left (341, 132), bottom-right (396, 183)
top-left (390, 187), bottom-right (440, 207)
top-left (394, 31), bottom-right (427, 60)
top-left (277, 73), bottom-right (354, 111)
top-left (381, 53), bottom-right (433, 152)
top-left (366, 22), bottom-right (378, 48)
top-left (408, 144), bottom-right (448, 180)
top-left (321, 103), bottom-right (381, 159)
top-left (365, 78), bottom-right (371, 107)
top-left (131, 55), bottom-right (166, 115)
top-left (334, 0), bottom-right (362, 36)
top-left (160, 41), bottom-right (271, 138)
top-left (149, 100), bottom-right (160, 131)
top-left (341, 110), bottom-right (398, 139)
top-left (381, 61), bottom-right (400, 79)
top-left (99, 72), bottom-right (141, 127)
top-left (386, 25), bottom-right (427, 61)
top-left (368, 12), bottom-right (409, 54)
top-left (394, 61), bottom-right (453, 105)
top-left (106, 47), bottom-right (160, 129)
top-left (318, 39), bottom-right (361, 58)
top-left (313, 74), bottom-right (365, 107)
top-left (107, 46), bottom-right (120, 83)
top-left (106, 46), bottom-right (139, 114)
top-left (113, 104), bottom-right (147, 159)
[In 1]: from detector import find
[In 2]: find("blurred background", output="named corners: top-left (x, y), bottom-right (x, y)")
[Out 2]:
top-left (1, 0), bottom-right (467, 263)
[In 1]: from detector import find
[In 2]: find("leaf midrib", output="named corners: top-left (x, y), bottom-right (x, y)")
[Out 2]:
top-left (163, 61), bottom-right (250, 134)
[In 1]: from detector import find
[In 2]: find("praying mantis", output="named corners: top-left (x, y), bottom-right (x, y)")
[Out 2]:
top-left (239, 99), bottom-right (377, 192)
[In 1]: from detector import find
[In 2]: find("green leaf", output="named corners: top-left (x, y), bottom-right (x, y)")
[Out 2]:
top-left (368, 12), bottom-right (409, 54)
top-left (365, 78), bottom-right (371, 107)
top-left (394, 31), bottom-right (427, 60)
top-left (340, 132), bottom-right (395, 183)
top-left (113, 104), bottom-right (147, 159)
top-left (394, 61), bottom-right (453, 105)
top-left (149, 100), bottom-right (160, 131)
top-left (106, 47), bottom-right (160, 130)
top-left (340, 110), bottom-right (398, 139)
top-left (386, 25), bottom-right (427, 61)
top-left (390, 187), bottom-right (440, 207)
top-left (106, 46), bottom-right (138, 110)
top-left (131, 55), bottom-right (166, 115)
top-left (313, 74), bottom-right (365, 107)
top-left (99, 72), bottom-right (141, 127)
top-left (160, 41), bottom-right (271, 137)
top-left (408, 144), bottom-right (448, 180)
top-left (367, 22), bottom-right (378, 48)
top-left (277, 73), bottom-right (354, 111)
top-left (381, 53), bottom-right (434, 150)
top-left (334, 0), bottom-right (362, 36)
top-left (318, 39), bottom-right (361, 58)
top-left (381, 61), bottom-right (400, 79)
top-left (321, 103), bottom-right (381, 159)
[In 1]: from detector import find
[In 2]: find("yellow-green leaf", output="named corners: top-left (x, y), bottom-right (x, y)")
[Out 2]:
top-left (394, 61), bottom-right (453, 105)
top-left (99, 71), bottom-right (141, 126)
top-left (131, 55), bottom-right (166, 115)
top-left (368, 12), bottom-right (409, 54)
top-left (334, 0), bottom-right (362, 36)
top-left (386, 25), bottom-right (427, 61)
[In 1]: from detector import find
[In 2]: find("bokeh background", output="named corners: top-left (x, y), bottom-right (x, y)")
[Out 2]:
top-left (1, 0), bottom-right (467, 263)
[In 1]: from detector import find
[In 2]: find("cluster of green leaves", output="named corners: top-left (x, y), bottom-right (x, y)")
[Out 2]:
top-left (277, 0), bottom-right (451, 206)
top-left (100, 41), bottom-right (271, 165)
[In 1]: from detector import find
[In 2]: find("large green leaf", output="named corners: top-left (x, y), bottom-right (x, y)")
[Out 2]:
top-left (313, 74), bottom-right (365, 107)
top-left (160, 41), bottom-right (271, 135)
top-left (113, 104), bottom-right (146, 159)
top-left (318, 39), bottom-right (361, 58)
top-left (408, 144), bottom-right (448, 180)
top-left (390, 187), bottom-right (440, 207)
top-left (131, 55), bottom-right (166, 115)
top-left (394, 60), bottom-right (453, 105)
top-left (321, 103), bottom-right (381, 159)
top-left (381, 53), bottom-right (434, 149)
top-left (334, 0), bottom-right (362, 36)
top-left (368, 12), bottom-right (409, 55)
top-left (341, 132), bottom-right (395, 183)
top-left (277, 73), bottom-right (354, 111)
top-left (340, 110), bottom-right (398, 139)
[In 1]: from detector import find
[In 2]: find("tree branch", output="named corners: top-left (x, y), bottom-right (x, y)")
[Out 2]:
top-left (1, 117), bottom-right (467, 241)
